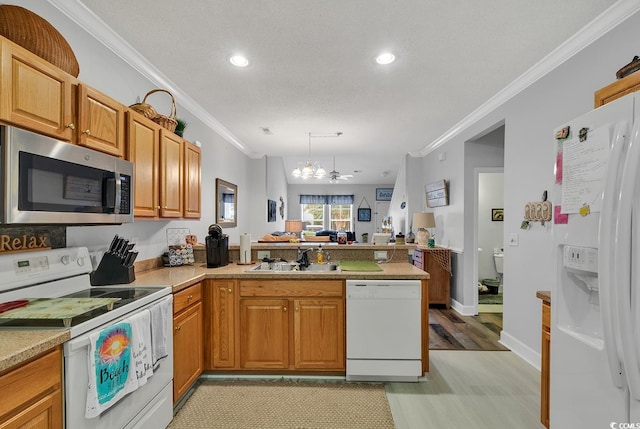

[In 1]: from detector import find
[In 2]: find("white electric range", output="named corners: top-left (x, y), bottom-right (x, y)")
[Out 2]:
top-left (0, 247), bottom-right (174, 429)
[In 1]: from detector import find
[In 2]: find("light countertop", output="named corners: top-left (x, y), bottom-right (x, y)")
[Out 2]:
top-left (1, 262), bottom-right (427, 372)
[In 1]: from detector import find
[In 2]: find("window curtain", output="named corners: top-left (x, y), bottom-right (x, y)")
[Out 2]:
top-left (222, 193), bottom-right (234, 203)
top-left (299, 194), bottom-right (354, 204)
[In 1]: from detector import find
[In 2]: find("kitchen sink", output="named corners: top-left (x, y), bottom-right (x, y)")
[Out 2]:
top-left (246, 262), bottom-right (339, 272)
top-left (304, 262), bottom-right (338, 271)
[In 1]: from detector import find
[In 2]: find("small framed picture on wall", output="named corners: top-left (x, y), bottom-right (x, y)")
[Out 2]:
top-left (492, 208), bottom-right (504, 221)
top-left (358, 208), bottom-right (372, 222)
top-left (267, 199), bottom-right (277, 222)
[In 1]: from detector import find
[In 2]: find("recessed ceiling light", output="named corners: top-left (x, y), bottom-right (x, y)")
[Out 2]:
top-left (229, 55), bottom-right (249, 67)
top-left (375, 52), bottom-right (395, 65)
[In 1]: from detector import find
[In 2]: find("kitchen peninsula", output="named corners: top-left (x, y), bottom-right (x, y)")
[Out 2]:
top-left (0, 243), bottom-right (429, 408)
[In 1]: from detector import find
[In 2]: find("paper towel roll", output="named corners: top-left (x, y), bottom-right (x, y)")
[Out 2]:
top-left (240, 233), bottom-right (251, 264)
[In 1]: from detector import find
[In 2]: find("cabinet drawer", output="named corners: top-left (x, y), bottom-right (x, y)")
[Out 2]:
top-left (174, 282), bottom-right (202, 314)
top-left (542, 302), bottom-right (551, 331)
top-left (0, 347), bottom-right (61, 418)
top-left (240, 280), bottom-right (343, 297)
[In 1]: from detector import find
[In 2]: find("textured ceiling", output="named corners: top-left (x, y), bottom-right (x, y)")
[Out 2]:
top-left (76, 0), bottom-right (616, 184)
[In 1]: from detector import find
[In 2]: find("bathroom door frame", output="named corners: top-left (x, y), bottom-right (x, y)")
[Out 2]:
top-left (473, 167), bottom-right (504, 314)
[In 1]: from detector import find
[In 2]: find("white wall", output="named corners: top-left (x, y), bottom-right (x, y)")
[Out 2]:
top-left (411, 8), bottom-right (640, 364)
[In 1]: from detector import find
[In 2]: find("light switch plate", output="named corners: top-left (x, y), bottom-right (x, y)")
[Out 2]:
top-left (509, 233), bottom-right (519, 246)
top-left (257, 250), bottom-right (270, 259)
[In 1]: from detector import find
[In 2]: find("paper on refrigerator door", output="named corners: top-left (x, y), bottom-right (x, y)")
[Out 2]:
top-left (561, 127), bottom-right (609, 214)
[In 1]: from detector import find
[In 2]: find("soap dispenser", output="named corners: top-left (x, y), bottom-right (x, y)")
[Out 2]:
top-left (316, 245), bottom-right (324, 264)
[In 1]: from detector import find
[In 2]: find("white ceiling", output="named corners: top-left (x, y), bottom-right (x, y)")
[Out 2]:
top-left (75, 0), bottom-right (616, 185)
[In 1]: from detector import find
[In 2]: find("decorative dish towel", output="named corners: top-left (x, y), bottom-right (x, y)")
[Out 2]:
top-left (130, 309), bottom-right (153, 386)
top-left (86, 321), bottom-right (139, 418)
top-left (149, 295), bottom-right (172, 369)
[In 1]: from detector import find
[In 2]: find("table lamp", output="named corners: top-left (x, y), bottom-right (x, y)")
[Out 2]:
top-left (412, 212), bottom-right (435, 246)
top-left (285, 220), bottom-right (303, 238)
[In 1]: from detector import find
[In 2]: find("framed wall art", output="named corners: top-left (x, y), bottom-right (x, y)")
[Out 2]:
top-left (492, 208), bottom-right (504, 221)
top-left (426, 179), bottom-right (449, 208)
top-left (358, 207), bottom-right (372, 222)
top-left (267, 199), bottom-right (277, 222)
top-left (376, 188), bottom-right (393, 201)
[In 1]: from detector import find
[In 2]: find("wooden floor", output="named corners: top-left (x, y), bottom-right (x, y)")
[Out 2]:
top-left (429, 308), bottom-right (508, 351)
top-left (386, 350), bottom-right (544, 428)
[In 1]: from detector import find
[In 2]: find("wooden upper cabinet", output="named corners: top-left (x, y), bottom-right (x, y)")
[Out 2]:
top-left (159, 129), bottom-right (184, 218)
top-left (77, 83), bottom-right (126, 157)
top-left (0, 38), bottom-right (74, 140)
top-left (183, 141), bottom-right (201, 219)
top-left (595, 70), bottom-right (640, 107)
top-left (127, 111), bottom-right (159, 218)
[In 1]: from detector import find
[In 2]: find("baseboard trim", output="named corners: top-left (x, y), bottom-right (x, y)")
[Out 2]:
top-left (449, 298), bottom-right (476, 316)
top-left (500, 330), bottom-right (541, 371)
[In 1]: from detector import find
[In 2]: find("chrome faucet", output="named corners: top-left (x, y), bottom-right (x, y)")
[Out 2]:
top-left (296, 247), bottom-right (313, 268)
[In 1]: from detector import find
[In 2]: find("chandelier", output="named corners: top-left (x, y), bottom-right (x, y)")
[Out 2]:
top-left (291, 133), bottom-right (341, 179)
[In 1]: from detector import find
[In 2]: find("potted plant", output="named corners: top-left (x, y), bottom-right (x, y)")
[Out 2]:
top-left (174, 118), bottom-right (188, 137)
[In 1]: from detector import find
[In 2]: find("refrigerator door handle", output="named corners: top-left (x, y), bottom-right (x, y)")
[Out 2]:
top-left (615, 118), bottom-right (640, 400)
top-left (599, 121), bottom-right (628, 388)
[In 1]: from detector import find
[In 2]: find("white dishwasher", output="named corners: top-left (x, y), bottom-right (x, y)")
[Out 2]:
top-left (346, 279), bottom-right (422, 382)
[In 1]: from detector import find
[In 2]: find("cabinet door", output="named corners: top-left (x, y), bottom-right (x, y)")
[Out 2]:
top-left (127, 112), bottom-right (159, 217)
top-left (0, 39), bottom-right (73, 140)
top-left (0, 389), bottom-right (62, 429)
top-left (173, 301), bottom-right (203, 403)
top-left (293, 298), bottom-right (344, 370)
top-left (541, 302), bottom-right (551, 428)
top-left (77, 83), bottom-right (125, 157)
top-left (425, 252), bottom-right (450, 308)
top-left (183, 141), bottom-right (201, 219)
top-left (240, 299), bottom-right (289, 369)
top-left (209, 280), bottom-right (237, 369)
top-left (159, 129), bottom-right (184, 218)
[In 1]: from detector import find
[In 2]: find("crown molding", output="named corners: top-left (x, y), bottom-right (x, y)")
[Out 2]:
top-left (409, 0), bottom-right (640, 158)
top-left (47, 0), bottom-right (247, 153)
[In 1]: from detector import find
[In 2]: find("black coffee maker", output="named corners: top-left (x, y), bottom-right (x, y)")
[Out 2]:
top-left (206, 224), bottom-right (229, 268)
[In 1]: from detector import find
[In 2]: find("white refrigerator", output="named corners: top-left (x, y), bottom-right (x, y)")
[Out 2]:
top-left (551, 91), bottom-right (640, 427)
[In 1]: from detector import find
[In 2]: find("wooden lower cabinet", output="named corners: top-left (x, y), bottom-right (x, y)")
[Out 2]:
top-left (294, 298), bottom-right (344, 370)
top-left (541, 300), bottom-right (550, 428)
top-left (173, 283), bottom-right (203, 403)
top-left (414, 248), bottom-right (451, 308)
top-left (206, 279), bottom-right (345, 372)
top-left (0, 347), bottom-right (63, 429)
top-left (240, 298), bottom-right (289, 369)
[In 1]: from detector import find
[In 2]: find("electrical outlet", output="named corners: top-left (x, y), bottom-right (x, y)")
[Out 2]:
top-left (257, 250), bottom-right (270, 259)
top-left (374, 251), bottom-right (388, 260)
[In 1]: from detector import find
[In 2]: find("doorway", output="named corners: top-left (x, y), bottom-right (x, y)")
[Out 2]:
top-left (374, 201), bottom-right (390, 233)
top-left (475, 169), bottom-right (504, 314)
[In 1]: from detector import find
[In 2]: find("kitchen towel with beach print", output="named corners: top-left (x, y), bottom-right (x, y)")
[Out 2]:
top-left (86, 321), bottom-right (139, 418)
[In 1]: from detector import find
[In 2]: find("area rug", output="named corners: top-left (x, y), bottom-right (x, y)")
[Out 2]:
top-left (478, 292), bottom-right (503, 305)
top-left (168, 379), bottom-right (395, 429)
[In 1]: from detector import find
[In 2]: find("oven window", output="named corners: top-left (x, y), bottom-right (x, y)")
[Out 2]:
top-left (19, 152), bottom-right (113, 213)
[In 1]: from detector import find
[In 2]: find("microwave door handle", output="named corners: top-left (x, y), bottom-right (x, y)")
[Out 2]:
top-left (113, 172), bottom-right (122, 214)
top-left (103, 175), bottom-right (119, 213)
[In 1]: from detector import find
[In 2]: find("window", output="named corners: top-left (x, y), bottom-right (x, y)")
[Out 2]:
top-left (299, 194), bottom-right (354, 231)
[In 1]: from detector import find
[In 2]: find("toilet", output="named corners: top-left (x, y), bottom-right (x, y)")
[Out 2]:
top-left (493, 248), bottom-right (504, 286)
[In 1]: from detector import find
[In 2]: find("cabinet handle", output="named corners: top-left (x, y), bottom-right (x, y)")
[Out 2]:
top-left (187, 294), bottom-right (193, 301)
top-left (175, 325), bottom-right (181, 332)
top-left (66, 123), bottom-right (75, 130)
top-left (228, 288), bottom-right (232, 292)
top-left (295, 307), bottom-right (299, 312)
top-left (283, 306), bottom-right (287, 312)
top-left (82, 129), bottom-right (91, 135)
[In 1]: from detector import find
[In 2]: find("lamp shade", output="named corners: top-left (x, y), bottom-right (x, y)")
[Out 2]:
top-left (413, 212), bottom-right (435, 229)
top-left (285, 220), bottom-right (303, 233)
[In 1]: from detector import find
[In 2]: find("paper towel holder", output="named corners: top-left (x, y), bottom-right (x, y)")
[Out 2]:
top-left (238, 233), bottom-right (253, 265)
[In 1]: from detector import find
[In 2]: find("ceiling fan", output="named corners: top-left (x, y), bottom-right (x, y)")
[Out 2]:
top-left (328, 157), bottom-right (354, 183)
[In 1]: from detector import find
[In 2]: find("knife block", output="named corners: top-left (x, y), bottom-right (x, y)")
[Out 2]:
top-left (90, 252), bottom-right (136, 285)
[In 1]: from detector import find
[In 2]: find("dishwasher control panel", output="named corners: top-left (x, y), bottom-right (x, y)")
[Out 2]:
top-left (346, 280), bottom-right (421, 300)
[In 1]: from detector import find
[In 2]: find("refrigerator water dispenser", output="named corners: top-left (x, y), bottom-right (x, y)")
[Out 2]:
top-left (557, 245), bottom-right (603, 350)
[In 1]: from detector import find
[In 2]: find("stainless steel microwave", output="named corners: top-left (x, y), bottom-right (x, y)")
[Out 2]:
top-left (0, 126), bottom-right (133, 224)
